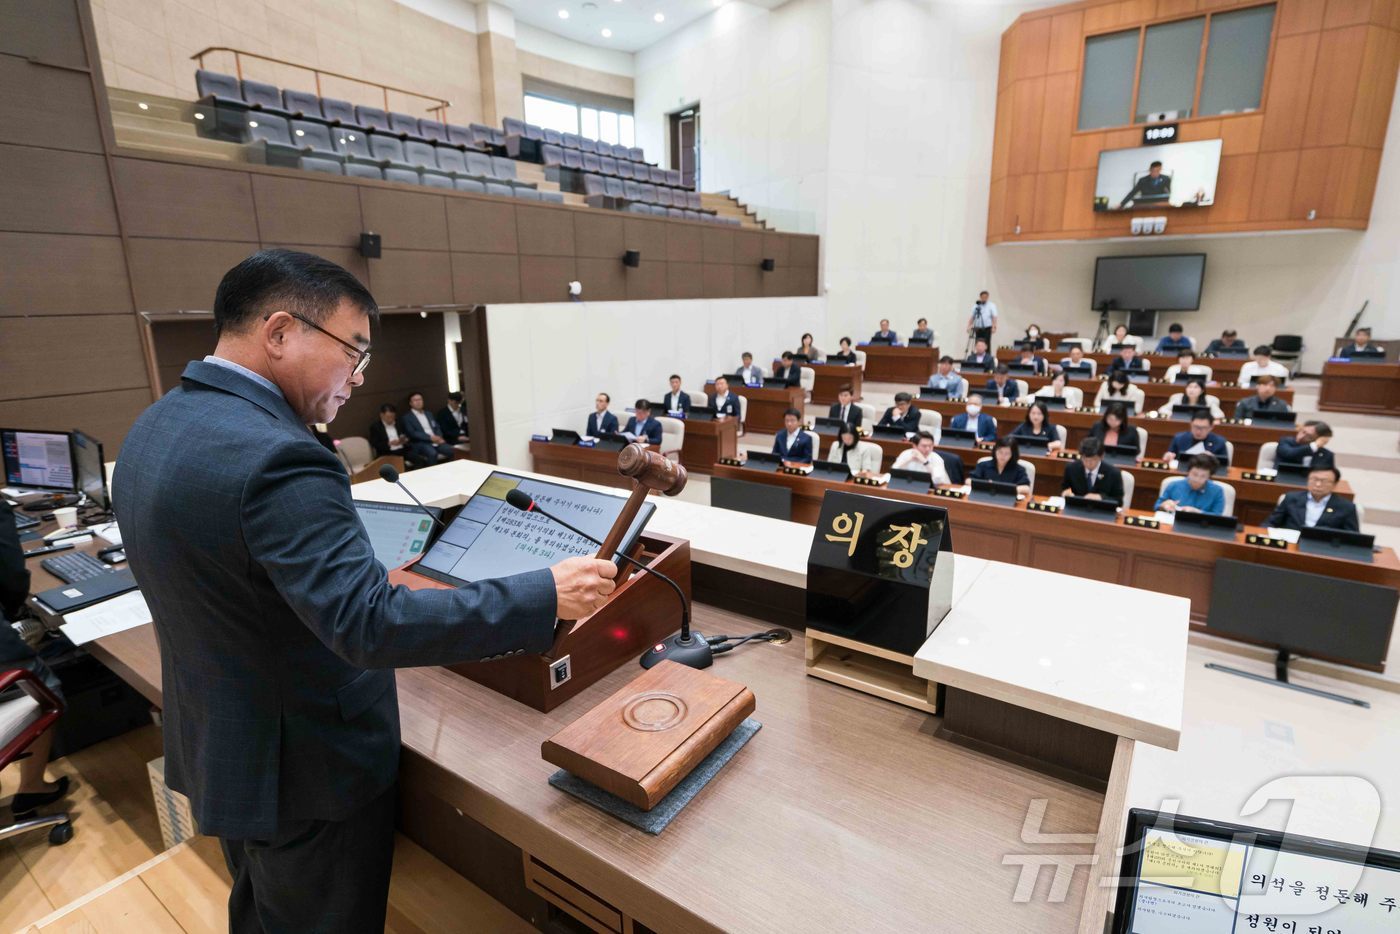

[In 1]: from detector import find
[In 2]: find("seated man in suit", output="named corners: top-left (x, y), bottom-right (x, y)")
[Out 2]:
top-left (1058, 344), bottom-right (1095, 377)
top-left (1265, 465), bottom-right (1360, 532)
top-left (1239, 345), bottom-right (1290, 385)
top-left (1340, 327), bottom-right (1383, 358)
top-left (828, 386), bottom-right (862, 428)
top-left (1277, 420), bottom-right (1335, 471)
top-left (1106, 344), bottom-right (1149, 377)
top-left (910, 318), bottom-right (934, 343)
top-left (948, 395), bottom-right (998, 442)
top-left (871, 318), bottom-right (898, 344)
top-left (1155, 454), bottom-right (1226, 515)
top-left (586, 392), bottom-right (618, 437)
top-left (1166, 411), bottom-right (1229, 465)
top-left (985, 364), bottom-right (1020, 404)
top-left (963, 337), bottom-right (995, 371)
top-left (891, 431), bottom-right (951, 485)
top-left (402, 392), bottom-right (454, 465)
top-left (368, 403), bottom-right (410, 461)
top-left (772, 408), bottom-right (813, 465)
top-left (877, 392), bottom-right (922, 434)
top-left (623, 399), bottom-right (663, 445)
top-left (771, 352), bottom-right (802, 385)
top-left (1233, 375), bottom-right (1292, 421)
top-left (437, 392), bottom-right (468, 444)
top-left (1154, 322), bottom-right (1193, 354)
top-left (1205, 328), bottom-right (1246, 355)
top-left (1011, 346), bottom-right (1046, 376)
top-left (1061, 437), bottom-right (1126, 503)
top-left (662, 374), bottom-right (691, 414)
top-left (925, 356), bottom-right (967, 397)
top-left (709, 376), bottom-right (742, 419)
top-left (737, 352), bottom-right (764, 385)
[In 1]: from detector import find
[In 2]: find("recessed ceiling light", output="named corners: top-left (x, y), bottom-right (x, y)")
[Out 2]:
top-left (557, 8), bottom-right (569, 18)
top-left (601, 27), bottom-right (612, 37)
top-left (654, 11), bottom-right (664, 21)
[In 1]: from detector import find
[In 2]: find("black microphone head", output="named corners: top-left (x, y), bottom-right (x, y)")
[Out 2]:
top-left (505, 488), bottom-right (534, 511)
top-left (378, 463), bottom-right (400, 484)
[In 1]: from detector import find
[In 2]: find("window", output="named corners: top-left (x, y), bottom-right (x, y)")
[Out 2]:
top-left (523, 94), bottom-right (579, 136)
top-left (1135, 17), bottom-right (1204, 123)
top-left (1198, 5), bottom-right (1275, 116)
top-left (1079, 30), bottom-right (1140, 131)
top-left (524, 90), bottom-right (633, 145)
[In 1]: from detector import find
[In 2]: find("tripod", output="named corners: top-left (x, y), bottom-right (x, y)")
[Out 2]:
top-left (1091, 305), bottom-right (1112, 352)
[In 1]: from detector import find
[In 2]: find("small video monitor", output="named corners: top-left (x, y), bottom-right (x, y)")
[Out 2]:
top-left (1156, 346), bottom-right (1183, 357)
top-left (939, 427), bottom-right (978, 448)
top-left (1110, 342), bottom-right (1133, 351)
top-left (811, 459), bottom-right (852, 482)
top-left (762, 378), bottom-right (796, 390)
top-left (814, 416), bottom-right (847, 432)
top-left (919, 386), bottom-right (949, 400)
top-left (824, 354), bottom-right (851, 365)
top-left (1061, 363), bottom-right (1093, 377)
top-left (71, 430), bottom-right (108, 509)
top-left (1036, 395), bottom-right (1068, 410)
top-left (869, 335), bottom-right (894, 345)
top-left (961, 357), bottom-right (991, 373)
top-left (1013, 339), bottom-right (1040, 351)
top-left (1171, 510), bottom-right (1238, 540)
top-left (353, 500), bottom-right (442, 570)
top-left (887, 467), bottom-right (932, 494)
top-left (2, 428), bottom-right (76, 493)
top-left (1126, 371), bottom-right (1152, 383)
top-left (1347, 347), bottom-right (1386, 361)
top-left (1213, 347), bottom-right (1250, 358)
top-left (1247, 374), bottom-right (1287, 388)
top-left (791, 353), bottom-right (810, 364)
top-left (968, 477), bottom-right (1018, 505)
top-left (1174, 372), bottom-right (1206, 383)
top-left (1006, 362), bottom-right (1039, 375)
top-left (1102, 443), bottom-right (1138, 466)
top-left (1099, 400), bottom-right (1137, 415)
top-left (743, 451), bottom-right (783, 472)
top-left (907, 336), bottom-right (931, 347)
top-left (594, 433), bottom-right (629, 451)
top-left (1297, 526), bottom-right (1375, 563)
top-left (871, 425), bottom-right (910, 440)
top-left (1170, 404), bottom-right (1210, 421)
top-left (1272, 460), bottom-right (1310, 485)
top-left (549, 428), bottom-right (581, 446)
top-left (1247, 409), bottom-right (1296, 425)
top-left (686, 406), bottom-right (714, 421)
top-left (1064, 495), bottom-right (1120, 522)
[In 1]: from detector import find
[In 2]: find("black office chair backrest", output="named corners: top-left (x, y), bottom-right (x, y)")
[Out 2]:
top-left (1271, 335), bottom-right (1303, 353)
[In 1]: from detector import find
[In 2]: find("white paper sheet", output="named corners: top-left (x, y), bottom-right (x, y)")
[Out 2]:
top-left (60, 589), bottom-right (151, 645)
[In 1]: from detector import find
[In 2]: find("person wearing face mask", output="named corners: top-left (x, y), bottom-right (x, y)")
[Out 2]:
top-left (949, 394), bottom-right (998, 442)
top-left (1022, 323), bottom-right (1049, 351)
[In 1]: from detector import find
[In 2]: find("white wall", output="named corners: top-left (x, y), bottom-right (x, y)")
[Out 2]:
top-left (486, 296), bottom-right (827, 469)
top-left (633, 0), bottom-right (830, 233)
top-left (515, 22), bottom-right (635, 78)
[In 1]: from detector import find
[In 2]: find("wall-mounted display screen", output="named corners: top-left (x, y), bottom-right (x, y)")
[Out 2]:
top-left (1094, 139), bottom-right (1222, 211)
top-left (1092, 254), bottom-right (1206, 311)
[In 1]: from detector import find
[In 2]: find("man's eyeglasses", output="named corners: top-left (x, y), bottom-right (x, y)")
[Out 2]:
top-left (268, 312), bottom-right (372, 376)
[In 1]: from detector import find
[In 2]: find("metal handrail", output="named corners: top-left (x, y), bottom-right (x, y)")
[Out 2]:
top-left (190, 46), bottom-right (451, 119)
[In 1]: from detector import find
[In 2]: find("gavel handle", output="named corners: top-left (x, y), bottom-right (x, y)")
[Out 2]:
top-left (596, 484), bottom-right (648, 560)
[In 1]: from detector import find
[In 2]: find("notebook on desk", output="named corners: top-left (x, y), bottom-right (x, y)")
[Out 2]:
top-left (35, 568), bottom-right (139, 614)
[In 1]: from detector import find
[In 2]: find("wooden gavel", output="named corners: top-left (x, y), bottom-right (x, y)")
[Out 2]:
top-left (595, 443), bottom-right (687, 560)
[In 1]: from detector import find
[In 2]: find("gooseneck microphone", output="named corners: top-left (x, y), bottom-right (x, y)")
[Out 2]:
top-left (504, 487), bottom-right (713, 670)
top-left (378, 464), bottom-right (447, 532)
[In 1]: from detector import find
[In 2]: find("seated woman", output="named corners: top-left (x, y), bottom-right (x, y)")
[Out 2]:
top-left (828, 426), bottom-right (882, 477)
top-left (1032, 371), bottom-right (1083, 409)
top-left (1093, 371), bottom-right (1145, 414)
top-left (1086, 402), bottom-right (1142, 462)
top-left (970, 436), bottom-right (1032, 497)
top-left (829, 336), bottom-right (857, 364)
top-left (1156, 378), bottom-right (1224, 420)
top-left (1010, 400), bottom-right (1063, 452)
top-left (1021, 323), bottom-right (1050, 351)
top-left (796, 332), bottom-right (822, 361)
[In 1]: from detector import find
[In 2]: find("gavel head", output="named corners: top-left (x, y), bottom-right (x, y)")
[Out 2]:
top-left (618, 443), bottom-right (688, 496)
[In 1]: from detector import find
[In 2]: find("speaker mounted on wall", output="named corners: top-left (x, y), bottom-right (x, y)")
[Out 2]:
top-left (761, 258), bottom-right (776, 272)
top-left (359, 233), bottom-right (381, 258)
top-left (623, 250), bottom-right (641, 268)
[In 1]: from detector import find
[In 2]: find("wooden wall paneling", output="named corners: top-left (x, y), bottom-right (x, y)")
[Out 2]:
top-left (452, 252), bottom-right (522, 304)
top-left (1014, 15), bottom-right (1054, 80)
top-left (0, 388), bottom-right (152, 456)
top-left (365, 250), bottom-right (454, 307)
top-left (1069, 131), bottom-right (1106, 168)
top-left (574, 256), bottom-right (628, 301)
top-left (1259, 32), bottom-right (1321, 151)
top-left (0, 315), bottom-right (149, 399)
top-left (457, 307), bottom-right (495, 464)
top-left (622, 216), bottom-right (669, 259)
top-left (1009, 77), bottom-right (1048, 176)
top-left (358, 186), bottom-right (449, 251)
top-left (1128, 554), bottom-right (1215, 614)
top-left (1156, 0), bottom-right (1201, 17)
top-left (148, 317), bottom-right (218, 395)
top-left (625, 259), bottom-right (669, 300)
top-left (0, 144), bottom-right (118, 235)
top-left (251, 175), bottom-right (364, 247)
top-left (1290, 146), bottom-right (1334, 219)
top-left (1033, 171), bottom-right (1069, 232)
top-left (1178, 118), bottom-right (1222, 141)
top-left (789, 235), bottom-right (819, 268)
top-left (0, 232), bottom-right (131, 315)
top-left (1323, 0), bottom-right (1376, 29)
top-left (0, 54), bottom-right (104, 153)
top-left (988, 178), bottom-right (1008, 241)
top-left (1352, 146), bottom-right (1383, 217)
top-left (1218, 113), bottom-right (1265, 152)
top-left (702, 263), bottom-right (735, 299)
top-left (792, 266), bottom-right (819, 296)
top-left (336, 312), bottom-right (450, 438)
top-left (731, 263), bottom-right (763, 299)
top-left (1119, 0), bottom-right (1160, 22)
top-left (112, 159), bottom-right (258, 241)
top-left (1000, 29), bottom-right (1015, 91)
top-left (761, 231), bottom-right (792, 268)
top-left (126, 238), bottom-right (258, 311)
top-left (1302, 25), bottom-right (1369, 147)
top-left (518, 255), bottom-right (576, 302)
top-left (1210, 153), bottom-right (1259, 222)
top-left (1062, 168), bottom-right (1099, 230)
top-left (445, 197), bottom-right (518, 254)
top-left (732, 230), bottom-right (763, 266)
top-left (1319, 146), bottom-right (1365, 219)
top-left (1275, 0), bottom-right (1326, 35)
top-left (1349, 26), bottom-right (1400, 148)
top-left (1039, 72), bottom-right (1079, 171)
top-left (701, 227), bottom-right (735, 265)
top-left (0, 0), bottom-right (89, 70)
top-left (992, 86), bottom-right (1014, 183)
top-left (515, 204), bottom-right (575, 256)
top-left (261, 244), bottom-right (370, 285)
top-left (1102, 126), bottom-right (1140, 150)
top-left (668, 262), bottom-right (705, 300)
top-left (1049, 10), bottom-right (1087, 72)
top-left (1005, 174), bottom-right (1038, 234)
top-left (667, 223), bottom-right (703, 263)
top-left (1027, 536), bottom-right (1127, 582)
top-left (573, 212), bottom-right (625, 259)
top-left (1083, 1), bottom-right (1125, 33)
top-left (1248, 149), bottom-right (1301, 220)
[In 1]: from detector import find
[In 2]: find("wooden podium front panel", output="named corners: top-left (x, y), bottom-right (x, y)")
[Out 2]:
top-left (676, 417), bottom-right (738, 474)
top-left (1319, 362), bottom-right (1400, 416)
top-left (529, 440), bottom-right (649, 491)
top-left (808, 364), bottom-right (863, 404)
top-left (739, 385), bottom-right (807, 433)
top-left (862, 344), bottom-right (939, 383)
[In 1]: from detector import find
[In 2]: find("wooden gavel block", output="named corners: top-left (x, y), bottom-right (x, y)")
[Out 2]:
top-left (595, 443), bottom-right (687, 560)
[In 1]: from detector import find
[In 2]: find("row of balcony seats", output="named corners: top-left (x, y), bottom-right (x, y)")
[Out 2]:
top-left (540, 144), bottom-right (686, 191)
top-left (246, 114), bottom-right (562, 200)
top-left (502, 117), bottom-right (647, 166)
top-left (581, 174), bottom-right (703, 211)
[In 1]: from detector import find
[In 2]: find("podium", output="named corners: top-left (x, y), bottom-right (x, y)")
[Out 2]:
top-left (389, 533), bottom-right (691, 711)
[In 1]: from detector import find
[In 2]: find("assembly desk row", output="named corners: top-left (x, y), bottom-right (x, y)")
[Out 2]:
top-left (706, 462), bottom-right (1399, 669)
top-left (994, 347), bottom-right (1252, 382)
top-left (1318, 360), bottom-right (1400, 416)
top-left (23, 458), bottom-right (1189, 933)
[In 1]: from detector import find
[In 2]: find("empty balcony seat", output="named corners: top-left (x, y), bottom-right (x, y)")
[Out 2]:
top-left (648, 166), bottom-right (666, 185)
top-left (383, 166), bottom-right (419, 185)
top-left (503, 117), bottom-right (527, 138)
top-left (542, 128), bottom-right (562, 146)
top-left (607, 143), bottom-right (627, 160)
top-left (354, 106), bottom-right (393, 134)
top-left (649, 204), bottom-right (668, 216)
top-left (622, 180), bottom-right (641, 201)
top-left (404, 141), bottom-right (454, 185)
top-left (668, 207), bottom-right (685, 219)
top-left (639, 183), bottom-right (658, 204)
top-left (282, 89), bottom-right (327, 123)
top-left (598, 156), bottom-right (618, 177)
top-left (524, 124), bottom-right (545, 141)
top-left (561, 133), bottom-right (582, 150)
top-left (421, 173), bottom-right (454, 189)
top-left (332, 128), bottom-right (372, 161)
top-left (541, 144), bottom-right (565, 169)
top-left (538, 191), bottom-right (564, 203)
top-left (465, 150), bottom-right (495, 180)
top-left (468, 124), bottom-right (496, 149)
top-left (446, 124), bottom-right (476, 149)
top-left (419, 119), bottom-right (452, 146)
top-left (627, 147), bottom-right (644, 163)
top-left (615, 161), bottom-right (634, 180)
top-left (291, 120), bottom-right (342, 159)
top-left (604, 177), bottom-right (624, 199)
top-left (196, 69), bottom-right (246, 108)
top-left (665, 169), bottom-right (683, 187)
top-left (581, 174), bottom-right (608, 198)
top-left (655, 187), bottom-right (673, 207)
top-left (246, 115), bottom-right (301, 167)
top-left (344, 163), bottom-right (383, 180)
top-left (456, 177), bottom-right (486, 193)
top-left (491, 156), bottom-right (534, 189)
top-left (367, 135), bottom-right (417, 171)
top-left (319, 97), bottom-right (367, 131)
top-left (436, 148), bottom-right (470, 176)
top-left (389, 111), bottom-right (429, 141)
top-left (513, 187), bottom-right (541, 201)
top-left (684, 209), bottom-right (702, 221)
top-left (581, 152), bottom-right (601, 174)
top-left (626, 203), bottom-right (650, 214)
top-left (240, 79), bottom-right (293, 117)
top-left (562, 149), bottom-right (583, 170)
top-left (579, 137), bottom-right (598, 154)
top-left (485, 181), bottom-right (514, 198)
top-left (687, 191), bottom-right (702, 210)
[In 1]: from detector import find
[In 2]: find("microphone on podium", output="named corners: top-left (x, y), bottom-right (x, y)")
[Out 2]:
top-left (504, 488), bottom-right (713, 670)
top-left (378, 464), bottom-right (447, 533)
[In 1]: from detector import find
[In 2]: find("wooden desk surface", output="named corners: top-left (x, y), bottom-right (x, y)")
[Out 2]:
top-left (996, 347), bottom-right (1250, 379)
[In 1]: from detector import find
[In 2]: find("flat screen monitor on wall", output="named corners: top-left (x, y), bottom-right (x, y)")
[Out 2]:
top-left (1093, 138), bottom-right (1222, 211)
top-left (1092, 253), bottom-right (1206, 311)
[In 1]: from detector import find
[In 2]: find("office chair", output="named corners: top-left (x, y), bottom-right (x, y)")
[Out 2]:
top-left (1270, 335), bottom-right (1304, 376)
top-left (1, 669), bottom-right (73, 846)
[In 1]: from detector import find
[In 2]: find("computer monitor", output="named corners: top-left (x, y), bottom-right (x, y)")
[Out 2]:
top-left (1006, 362), bottom-right (1039, 375)
top-left (1064, 495), bottom-right (1120, 521)
top-left (1012, 339), bottom-right (1040, 351)
top-left (1272, 461), bottom-right (1311, 485)
top-left (1100, 400), bottom-right (1138, 415)
top-left (961, 357), bottom-right (992, 373)
top-left (871, 425), bottom-right (910, 441)
top-left (907, 336), bottom-right (932, 347)
top-left (1102, 443), bottom-right (1139, 466)
top-left (549, 428), bottom-right (581, 446)
top-left (686, 406), bottom-right (714, 422)
top-left (743, 451), bottom-right (783, 472)
top-left (1, 428), bottom-right (76, 493)
top-left (940, 427), bottom-right (978, 449)
top-left (1112, 808), bottom-right (1400, 934)
top-left (1061, 363), bottom-right (1093, 377)
top-left (594, 433), bottom-right (629, 452)
top-left (1171, 404), bottom-right (1211, 421)
top-left (1346, 347), bottom-right (1386, 361)
top-left (1297, 526), bottom-right (1376, 563)
top-left (887, 468), bottom-right (932, 494)
top-left (1035, 395), bottom-right (1069, 410)
top-left (711, 476), bottom-right (792, 520)
top-left (814, 416), bottom-right (848, 433)
top-left (1014, 434), bottom-right (1051, 451)
top-left (1247, 409), bottom-right (1297, 426)
top-left (1126, 371), bottom-right (1152, 383)
top-left (71, 430), bottom-right (108, 509)
top-left (869, 335), bottom-right (894, 345)
top-left (412, 472), bottom-right (655, 587)
top-left (1212, 347), bottom-right (1250, 358)
top-left (1174, 372), bottom-right (1206, 383)
top-left (968, 477), bottom-right (1018, 505)
top-left (353, 500), bottom-right (442, 571)
top-left (762, 377), bottom-right (797, 390)
top-left (919, 386), bottom-right (950, 400)
top-left (1171, 509), bottom-right (1238, 540)
top-left (1247, 374), bottom-right (1287, 388)
top-left (1206, 558), bottom-right (1395, 670)
top-left (810, 459), bottom-right (852, 482)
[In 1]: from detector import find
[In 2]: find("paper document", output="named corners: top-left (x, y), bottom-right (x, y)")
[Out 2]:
top-left (61, 589), bottom-right (151, 645)
top-left (1265, 527), bottom-right (1301, 544)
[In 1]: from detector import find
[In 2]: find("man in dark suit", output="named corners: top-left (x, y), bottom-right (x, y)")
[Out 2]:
top-left (963, 337), bottom-right (994, 372)
top-left (1166, 412), bottom-right (1230, 464)
top-left (1277, 420), bottom-right (1335, 471)
top-left (1106, 345), bottom-right (1149, 377)
top-left (828, 386), bottom-right (861, 429)
top-left (368, 403), bottom-right (420, 466)
top-left (877, 392), bottom-right (922, 433)
top-left (1265, 465), bottom-right (1360, 532)
top-left (402, 391), bottom-right (453, 464)
top-left (772, 408), bottom-right (813, 464)
top-left (1205, 329), bottom-right (1247, 355)
top-left (1340, 327), bottom-right (1383, 358)
top-left (708, 377), bottom-right (742, 419)
top-left (662, 375), bottom-right (691, 414)
top-left (1060, 437), bottom-right (1125, 503)
top-left (112, 250), bottom-right (617, 933)
top-left (871, 318), bottom-right (898, 344)
top-left (437, 392), bottom-right (467, 444)
top-left (624, 399), bottom-right (663, 445)
top-left (586, 392), bottom-right (618, 437)
top-left (1118, 159), bottom-right (1170, 207)
top-left (985, 365), bottom-right (1021, 403)
top-left (771, 352), bottom-right (802, 385)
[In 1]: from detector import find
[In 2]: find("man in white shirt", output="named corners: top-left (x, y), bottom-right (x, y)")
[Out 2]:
top-left (1238, 346), bottom-right (1290, 385)
top-left (403, 392), bottom-right (453, 464)
top-left (737, 352), bottom-right (764, 385)
top-left (967, 291), bottom-right (997, 344)
top-left (663, 374), bottom-right (691, 414)
top-left (1163, 350), bottom-right (1213, 384)
top-left (1058, 345), bottom-right (1096, 377)
top-left (892, 431), bottom-right (951, 485)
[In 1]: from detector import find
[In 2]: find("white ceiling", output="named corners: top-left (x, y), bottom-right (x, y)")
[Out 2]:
top-left (495, 0), bottom-right (786, 53)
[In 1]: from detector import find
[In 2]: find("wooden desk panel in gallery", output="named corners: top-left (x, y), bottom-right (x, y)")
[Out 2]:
top-left (807, 362), bottom-right (863, 404)
top-left (996, 348), bottom-right (1249, 383)
top-left (1318, 362), bottom-right (1400, 416)
top-left (528, 440), bottom-right (651, 491)
top-left (669, 416), bottom-right (738, 475)
top-left (861, 344), bottom-right (940, 383)
top-left (734, 384), bottom-right (806, 433)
